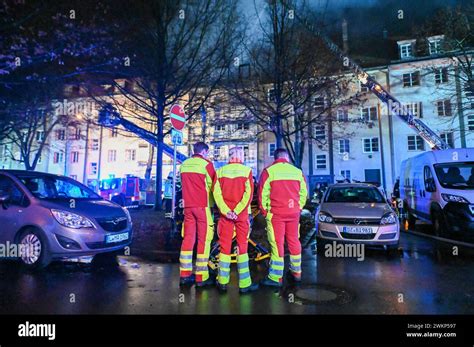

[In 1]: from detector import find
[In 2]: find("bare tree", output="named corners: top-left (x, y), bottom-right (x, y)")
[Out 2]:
top-left (224, 0), bottom-right (360, 168)
top-left (88, 0), bottom-right (243, 210)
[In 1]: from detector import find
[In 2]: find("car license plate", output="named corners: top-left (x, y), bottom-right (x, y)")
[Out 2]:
top-left (342, 226), bottom-right (374, 234)
top-left (106, 232), bottom-right (129, 244)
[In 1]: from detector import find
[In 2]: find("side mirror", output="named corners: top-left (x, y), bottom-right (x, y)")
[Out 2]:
top-left (0, 194), bottom-right (11, 205)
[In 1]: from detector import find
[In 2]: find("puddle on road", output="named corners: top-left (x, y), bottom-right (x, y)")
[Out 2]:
top-left (282, 283), bottom-right (354, 306)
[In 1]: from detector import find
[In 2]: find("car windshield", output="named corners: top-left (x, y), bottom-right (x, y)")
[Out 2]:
top-left (17, 174), bottom-right (101, 200)
top-left (434, 162), bottom-right (474, 190)
top-left (325, 186), bottom-right (385, 203)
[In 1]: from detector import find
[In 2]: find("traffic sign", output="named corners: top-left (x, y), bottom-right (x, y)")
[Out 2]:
top-left (170, 104), bottom-right (186, 131)
top-left (171, 128), bottom-right (183, 145)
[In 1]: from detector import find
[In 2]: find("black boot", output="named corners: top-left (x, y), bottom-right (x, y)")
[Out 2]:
top-left (179, 274), bottom-right (195, 286)
top-left (239, 282), bottom-right (259, 294)
top-left (196, 277), bottom-right (216, 288)
top-left (260, 277), bottom-right (282, 288)
top-left (217, 283), bottom-right (228, 293)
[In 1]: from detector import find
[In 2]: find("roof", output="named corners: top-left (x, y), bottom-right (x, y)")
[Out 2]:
top-left (0, 169), bottom-right (64, 178)
top-left (329, 182), bottom-right (379, 188)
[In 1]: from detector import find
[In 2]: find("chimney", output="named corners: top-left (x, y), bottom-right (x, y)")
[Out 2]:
top-left (342, 18), bottom-right (349, 54)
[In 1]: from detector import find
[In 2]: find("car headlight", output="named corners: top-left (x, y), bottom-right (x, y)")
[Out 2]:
top-left (51, 209), bottom-right (95, 229)
top-left (122, 207), bottom-right (132, 224)
top-left (441, 193), bottom-right (469, 203)
top-left (380, 212), bottom-right (397, 225)
top-left (318, 212), bottom-right (334, 223)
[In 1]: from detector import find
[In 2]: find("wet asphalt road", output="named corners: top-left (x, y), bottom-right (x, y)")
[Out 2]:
top-left (0, 229), bottom-right (473, 314)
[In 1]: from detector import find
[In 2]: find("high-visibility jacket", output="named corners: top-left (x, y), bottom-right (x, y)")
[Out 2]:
top-left (180, 154), bottom-right (216, 208)
top-left (258, 158), bottom-right (308, 215)
top-left (213, 162), bottom-right (253, 215)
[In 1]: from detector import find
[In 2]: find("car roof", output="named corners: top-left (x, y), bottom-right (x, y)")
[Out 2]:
top-left (0, 169), bottom-right (66, 179)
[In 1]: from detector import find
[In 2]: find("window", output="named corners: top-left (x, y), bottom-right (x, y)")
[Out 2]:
top-left (361, 106), bottom-right (378, 121)
top-left (72, 128), bottom-right (81, 140)
top-left (91, 139), bottom-right (99, 151)
top-left (407, 135), bottom-right (425, 151)
top-left (269, 143), bottom-right (276, 157)
top-left (56, 129), bottom-right (65, 140)
top-left (90, 162), bottom-right (98, 175)
top-left (313, 97), bottom-right (325, 109)
top-left (315, 125), bottom-right (326, 141)
top-left (0, 175), bottom-right (28, 206)
top-left (71, 151), bottom-right (79, 163)
top-left (406, 102), bottom-right (423, 118)
top-left (215, 124), bottom-right (225, 131)
top-left (363, 137), bottom-right (379, 153)
top-left (316, 154), bottom-right (327, 169)
top-left (339, 139), bottom-right (350, 154)
top-left (243, 145), bottom-right (250, 161)
top-left (108, 150), bottom-right (117, 162)
top-left (403, 71), bottom-right (420, 87)
top-left (359, 81), bottom-right (369, 92)
top-left (213, 146), bottom-right (222, 160)
top-left (53, 152), bottom-right (64, 164)
top-left (340, 170), bottom-right (351, 181)
top-left (429, 39), bottom-right (442, 55)
top-left (337, 109), bottom-right (349, 122)
top-left (468, 115), bottom-right (474, 131)
top-left (110, 128), bottom-right (118, 137)
top-left (437, 100), bottom-right (452, 116)
top-left (440, 132), bottom-right (454, 148)
top-left (237, 123), bottom-right (249, 131)
top-left (424, 166), bottom-right (436, 192)
top-left (125, 149), bottom-right (136, 161)
top-left (399, 43), bottom-right (413, 59)
top-left (434, 68), bottom-right (448, 84)
top-left (36, 131), bottom-right (45, 142)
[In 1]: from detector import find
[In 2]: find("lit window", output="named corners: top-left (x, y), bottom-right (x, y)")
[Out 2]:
top-left (407, 135), bottom-right (425, 151)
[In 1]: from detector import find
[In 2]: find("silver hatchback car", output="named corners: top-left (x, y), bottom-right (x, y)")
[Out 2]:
top-left (0, 170), bottom-right (132, 269)
top-left (316, 183), bottom-right (399, 250)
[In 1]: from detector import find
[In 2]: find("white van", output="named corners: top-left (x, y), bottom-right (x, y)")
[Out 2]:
top-left (399, 148), bottom-right (474, 239)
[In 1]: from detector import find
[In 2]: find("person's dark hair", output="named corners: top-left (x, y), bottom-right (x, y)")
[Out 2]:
top-left (193, 142), bottom-right (209, 154)
top-left (274, 148), bottom-right (288, 160)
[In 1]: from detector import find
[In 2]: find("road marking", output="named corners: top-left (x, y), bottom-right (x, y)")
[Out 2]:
top-left (405, 229), bottom-right (474, 248)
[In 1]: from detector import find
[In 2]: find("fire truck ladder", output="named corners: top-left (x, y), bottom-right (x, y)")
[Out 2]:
top-left (288, 10), bottom-right (450, 150)
top-left (98, 104), bottom-right (188, 163)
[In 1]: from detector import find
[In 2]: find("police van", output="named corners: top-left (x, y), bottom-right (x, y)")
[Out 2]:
top-left (399, 148), bottom-right (474, 239)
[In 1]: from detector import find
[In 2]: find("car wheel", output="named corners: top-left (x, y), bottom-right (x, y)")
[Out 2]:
top-left (432, 210), bottom-right (448, 237)
top-left (92, 251), bottom-right (119, 267)
top-left (18, 228), bottom-right (51, 270)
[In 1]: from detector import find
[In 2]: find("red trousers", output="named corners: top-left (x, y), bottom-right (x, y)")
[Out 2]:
top-left (180, 207), bottom-right (214, 282)
top-left (267, 212), bottom-right (301, 257)
top-left (218, 212), bottom-right (250, 255)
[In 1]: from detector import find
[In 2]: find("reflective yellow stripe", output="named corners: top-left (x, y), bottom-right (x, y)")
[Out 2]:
top-left (299, 172), bottom-right (308, 209)
top-left (179, 157), bottom-right (208, 174)
top-left (261, 173), bottom-right (271, 213)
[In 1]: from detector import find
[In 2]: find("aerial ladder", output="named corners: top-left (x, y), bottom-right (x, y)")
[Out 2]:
top-left (98, 103), bottom-right (188, 163)
top-left (288, 9), bottom-right (450, 150)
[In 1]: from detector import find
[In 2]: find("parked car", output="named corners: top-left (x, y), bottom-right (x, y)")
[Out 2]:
top-left (0, 170), bottom-right (133, 269)
top-left (315, 183), bottom-right (399, 252)
top-left (399, 148), bottom-right (474, 238)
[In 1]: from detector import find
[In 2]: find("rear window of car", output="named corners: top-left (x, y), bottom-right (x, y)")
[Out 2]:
top-left (325, 186), bottom-right (385, 203)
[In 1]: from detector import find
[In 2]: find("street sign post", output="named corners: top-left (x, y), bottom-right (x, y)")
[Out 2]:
top-left (169, 105), bottom-right (186, 226)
